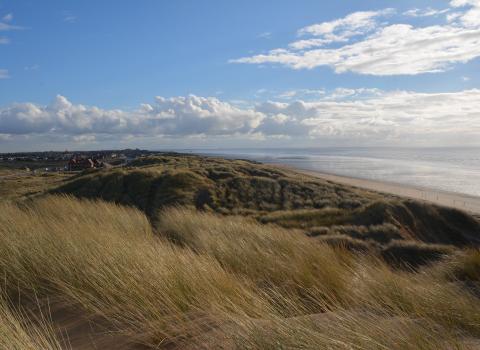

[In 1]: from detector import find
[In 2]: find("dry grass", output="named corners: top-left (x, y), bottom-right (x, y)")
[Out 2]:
top-left (0, 196), bottom-right (267, 346)
top-left (229, 310), bottom-right (472, 350)
top-left (0, 294), bottom-right (62, 350)
top-left (0, 196), bottom-right (479, 349)
top-left (442, 249), bottom-right (480, 282)
top-left (381, 240), bottom-right (454, 268)
top-left (55, 154), bottom-right (375, 216)
top-left (49, 153), bottom-right (480, 255)
top-left (0, 170), bottom-right (69, 202)
top-left (156, 207), bottom-right (355, 315)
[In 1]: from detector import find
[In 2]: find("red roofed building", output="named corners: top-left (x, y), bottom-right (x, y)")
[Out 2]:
top-left (67, 156), bottom-right (102, 171)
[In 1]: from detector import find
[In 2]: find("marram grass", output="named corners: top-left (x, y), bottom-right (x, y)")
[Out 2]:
top-left (0, 195), bottom-right (478, 349)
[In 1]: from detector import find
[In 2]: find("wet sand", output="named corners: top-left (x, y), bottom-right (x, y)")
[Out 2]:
top-left (282, 166), bottom-right (480, 216)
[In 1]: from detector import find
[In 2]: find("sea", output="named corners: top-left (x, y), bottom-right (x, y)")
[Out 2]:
top-left (180, 148), bottom-right (480, 198)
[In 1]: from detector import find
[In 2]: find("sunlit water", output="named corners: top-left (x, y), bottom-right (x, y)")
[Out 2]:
top-left (180, 148), bottom-right (480, 198)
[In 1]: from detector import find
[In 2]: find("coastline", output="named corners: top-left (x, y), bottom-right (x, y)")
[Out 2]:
top-left (274, 164), bottom-right (480, 216)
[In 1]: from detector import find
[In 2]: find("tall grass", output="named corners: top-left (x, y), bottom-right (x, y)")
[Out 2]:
top-left (228, 309), bottom-right (471, 350)
top-left (0, 196), bottom-right (267, 346)
top-left (439, 249), bottom-right (480, 282)
top-left (0, 196), bottom-right (479, 348)
top-left (156, 207), bottom-right (355, 315)
top-left (0, 294), bottom-right (62, 350)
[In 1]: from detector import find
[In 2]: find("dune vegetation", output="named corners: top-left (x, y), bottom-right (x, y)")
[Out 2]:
top-left (54, 155), bottom-right (480, 261)
top-left (0, 195), bottom-right (479, 349)
top-left (0, 154), bottom-right (479, 349)
top-left (0, 294), bottom-right (62, 350)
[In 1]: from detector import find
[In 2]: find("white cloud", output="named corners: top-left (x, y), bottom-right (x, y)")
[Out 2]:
top-left (0, 12), bottom-right (23, 53)
top-left (462, 76), bottom-right (471, 81)
top-left (73, 134), bottom-right (96, 143)
top-left (258, 32), bottom-right (272, 39)
top-left (277, 89), bottom-right (325, 100)
top-left (450, 0), bottom-right (480, 27)
top-left (0, 69), bottom-right (9, 79)
top-left (277, 91), bottom-right (298, 99)
top-left (403, 8), bottom-right (449, 17)
top-left (0, 95), bottom-right (263, 138)
top-left (232, 3), bottom-right (480, 76)
top-left (322, 88), bottom-right (382, 100)
top-left (24, 64), bottom-right (40, 71)
top-left (2, 13), bottom-right (13, 22)
top-left (298, 9), bottom-right (394, 37)
top-left (0, 22), bottom-right (14, 31)
top-left (254, 89), bottom-right (480, 144)
top-left (289, 38), bottom-right (330, 50)
top-left (234, 23), bottom-right (480, 75)
top-left (1, 91), bottom-right (480, 146)
top-left (63, 15), bottom-right (77, 23)
top-left (142, 95), bottom-right (264, 135)
top-left (0, 13), bottom-right (22, 31)
top-left (289, 9), bottom-right (394, 50)
top-left (447, 12), bottom-right (464, 22)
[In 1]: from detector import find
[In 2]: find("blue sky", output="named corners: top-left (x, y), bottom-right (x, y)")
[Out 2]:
top-left (0, 0), bottom-right (480, 151)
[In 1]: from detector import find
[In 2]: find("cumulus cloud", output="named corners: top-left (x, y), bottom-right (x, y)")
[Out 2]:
top-left (139, 95), bottom-right (263, 136)
top-left (1, 90), bottom-right (480, 146)
top-left (232, 2), bottom-right (480, 76)
top-left (0, 95), bottom-right (263, 138)
top-left (258, 90), bottom-right (480, 142)
top-left (0, 69), bottom-right (9, 79)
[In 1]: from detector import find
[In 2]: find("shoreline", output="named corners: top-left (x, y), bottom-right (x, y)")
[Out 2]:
top-left (274, 164), bottom-right (480, 216)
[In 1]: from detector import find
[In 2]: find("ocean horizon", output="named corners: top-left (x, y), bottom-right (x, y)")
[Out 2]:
top-left (179, 147), bottom-right (480, 198)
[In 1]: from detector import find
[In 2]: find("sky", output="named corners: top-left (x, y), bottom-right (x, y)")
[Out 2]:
top-left (0, 0), bottom-right (479, 151)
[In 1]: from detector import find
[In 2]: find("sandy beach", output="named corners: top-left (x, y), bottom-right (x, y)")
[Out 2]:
top-left (285, 166), bottom-right (480, 216)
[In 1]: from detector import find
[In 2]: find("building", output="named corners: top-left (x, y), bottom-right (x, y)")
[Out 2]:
top-left (67, 156), bottom-right (102, 171)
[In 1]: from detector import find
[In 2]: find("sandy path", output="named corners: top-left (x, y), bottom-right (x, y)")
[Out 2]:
top-left (280, 166), bottom-right (480, 216)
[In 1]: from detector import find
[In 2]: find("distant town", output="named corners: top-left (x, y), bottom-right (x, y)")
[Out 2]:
top-left (0, 149), bottom-right (161, 172)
